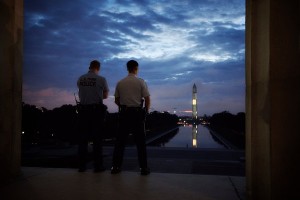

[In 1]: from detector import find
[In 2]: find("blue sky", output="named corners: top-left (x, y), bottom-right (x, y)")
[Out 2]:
top-left (23, 0), bottom-right (245, 115)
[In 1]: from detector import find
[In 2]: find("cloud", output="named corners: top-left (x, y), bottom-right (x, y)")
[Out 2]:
top-left (23, 0), bottom-right (245, 114)
top-left (23, 86), bottom-right (76, 109)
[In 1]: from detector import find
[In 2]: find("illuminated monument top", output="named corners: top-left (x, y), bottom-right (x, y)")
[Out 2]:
top-left (192, 83), bottom-right (198, 120)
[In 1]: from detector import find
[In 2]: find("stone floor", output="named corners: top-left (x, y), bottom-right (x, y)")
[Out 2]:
top-left (6, 147), bottom-right (246, 199)
top-left (1, 167), bottom-right (245, 200)
top-left (22, 146), bottom-right (245, 176)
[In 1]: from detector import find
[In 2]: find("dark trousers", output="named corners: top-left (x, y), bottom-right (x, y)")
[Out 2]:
top-left (78, 105), bottom-right (106, 169)
top-left (112, 108), bottom-right (148, 169)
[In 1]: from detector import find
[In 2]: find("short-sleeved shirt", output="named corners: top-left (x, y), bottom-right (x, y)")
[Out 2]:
top-left (77, 71), bottom-right (109, 105)
top-left (115, 74), bottom-right (150, 107)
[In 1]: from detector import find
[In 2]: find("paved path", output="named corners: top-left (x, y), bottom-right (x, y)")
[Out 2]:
top-left (22, 146), bottom-right (245, 176)
top-left (103, 147), bottom-right (245, 176)
top-left (1, 167), bottom-right (246, 200)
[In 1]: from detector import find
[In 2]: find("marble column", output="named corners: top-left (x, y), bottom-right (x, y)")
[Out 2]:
top-left (246, 0), bottom-right (300, 199)
top-left (0, 0), bottom-right (23, 184)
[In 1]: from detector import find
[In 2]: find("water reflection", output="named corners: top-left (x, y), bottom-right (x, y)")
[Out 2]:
top-left (147, 128), bottom-right (179, 147)
top-left (192, 125), bottom-right (197, 148)
top-left (149, 125), bottom-right (226, 149)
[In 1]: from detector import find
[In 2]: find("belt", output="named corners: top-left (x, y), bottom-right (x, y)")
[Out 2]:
top-left (119, 105), bottom-right (142, 112)
top-left (78, 104), bottom-right (106, 110)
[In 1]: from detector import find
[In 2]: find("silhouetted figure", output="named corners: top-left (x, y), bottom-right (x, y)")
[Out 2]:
top-left (111, 60), bottom-right (151, 175)
top-left (77, 60), bottom-right (109, 172)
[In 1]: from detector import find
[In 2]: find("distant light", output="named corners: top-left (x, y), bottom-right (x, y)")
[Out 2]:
top-left (22, 131), bottom-right (25, 135)
top-left (192, 139), bottom-right (197, 147)
top-left (51, 134), bottom-right (54, 137)
top-left (192, 99), bottom-right (196, 105)
top-left (183, 110), bottom-right (192, 113)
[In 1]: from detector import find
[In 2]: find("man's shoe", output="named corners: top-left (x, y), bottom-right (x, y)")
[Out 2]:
top-left (140, 168), bottom-right (150, 175)
top-left (111, 167), bottom-right (121, 174)
top-left (94, 166), bottom-right (106, 173)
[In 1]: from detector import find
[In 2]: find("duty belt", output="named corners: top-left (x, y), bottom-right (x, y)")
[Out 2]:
top-left (78, 104), bottom-right (107, 110)
top-left (119, 105), bottom-right (142, 112)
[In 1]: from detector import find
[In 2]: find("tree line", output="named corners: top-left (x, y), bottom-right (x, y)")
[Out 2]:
top-left (21, 103), bottom-right (179, 147)
top-left (206, 111), bottom-right (245, 149)
top-left (22, 103), bottom-right (245, 149)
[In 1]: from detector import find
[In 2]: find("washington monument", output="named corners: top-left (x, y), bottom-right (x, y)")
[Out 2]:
top-left (192, 83), bottom-right (198, 120)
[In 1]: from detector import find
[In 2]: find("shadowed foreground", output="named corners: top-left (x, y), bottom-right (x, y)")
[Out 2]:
top-left (22, 147), bottom-right (245, 176)
top-left (1, 167), bottom-right (245, 200)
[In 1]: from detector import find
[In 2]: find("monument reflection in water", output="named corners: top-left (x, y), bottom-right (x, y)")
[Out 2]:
top-left (192, 124), bottom-right (197, 148)
top-left (151, 84), bottom-right (226, 148)
top-left (154, 124), bottom-right (226, 149)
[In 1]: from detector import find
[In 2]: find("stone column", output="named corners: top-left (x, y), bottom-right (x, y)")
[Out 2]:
top-left (0, 0), bottom-right (23, 184)
top-left (246, 0), bottom-right (300, 199)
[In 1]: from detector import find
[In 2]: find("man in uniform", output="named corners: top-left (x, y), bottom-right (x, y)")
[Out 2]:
top-left (111, 60), bottom-right (151, 175)
top-left (77, 60), bottom-right (109, 172)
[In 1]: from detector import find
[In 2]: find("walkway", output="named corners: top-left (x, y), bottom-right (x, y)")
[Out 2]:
top-left (1, 167), bottom-right (245, 200)
top-left (22, 146), bottom-right (245, 176)
top-left (5, 147), bottom-right (246, 199)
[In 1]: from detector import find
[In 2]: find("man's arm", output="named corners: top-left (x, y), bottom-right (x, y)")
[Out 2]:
top-left (103, 90), bottom-right (108, 99)
top-left (115, 97), bottom-right (120, 106)
top-left (102, 78), bottom-right (109, 99)
top-left (77, 77), bottom-right (81, 88)
top-left (144, 96), bottom-right (150, 113)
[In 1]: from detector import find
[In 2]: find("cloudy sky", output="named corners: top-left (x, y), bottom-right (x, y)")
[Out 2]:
top-left (23, 0), bottom-right (245, 116)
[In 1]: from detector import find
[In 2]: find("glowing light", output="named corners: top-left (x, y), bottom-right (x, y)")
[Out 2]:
top-left (192, 139), bottom-right (197, 147)
top-left (183, 110), bottom-right (193, 113)
top-left (193, 99), bottom-right (196, 105)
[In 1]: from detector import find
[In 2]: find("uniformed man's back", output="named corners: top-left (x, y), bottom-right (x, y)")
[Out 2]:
top-left (115, 74), bottom-right (149, 107)
top-left (77, 71), bottom-right (108, 105)
top-left (111, 60), bottom-right (151, 176)
top-left (76, 60), bottom-right (109, 173)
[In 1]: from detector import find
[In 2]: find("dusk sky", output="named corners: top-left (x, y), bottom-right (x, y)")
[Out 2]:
top-left (23, 0), bottom-right (245, 116)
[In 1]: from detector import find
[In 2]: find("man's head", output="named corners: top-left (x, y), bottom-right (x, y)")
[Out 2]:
top-left (89, 60), bottom-right (101, 73)
top-left (127, 60), bottom-right (139, 74)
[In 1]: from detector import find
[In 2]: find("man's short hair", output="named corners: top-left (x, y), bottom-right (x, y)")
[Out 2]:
top-left (89, 60), bottom-right (101, 69)
top-left (127, 60), bottom-right (139, 73)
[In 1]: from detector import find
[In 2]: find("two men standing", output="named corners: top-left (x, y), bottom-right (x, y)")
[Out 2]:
top-left (77, 59), bottom-right (150, 175)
